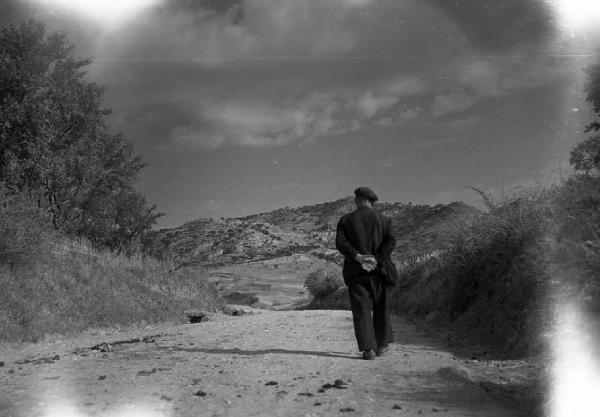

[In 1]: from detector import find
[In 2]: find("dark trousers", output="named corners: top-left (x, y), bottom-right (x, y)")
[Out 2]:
top-left (346, 273), bottom-right (393, 351)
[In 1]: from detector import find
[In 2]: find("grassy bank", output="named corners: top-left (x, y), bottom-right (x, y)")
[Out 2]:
top-left (302, 268), bottom-right (349, 310)
top-left (390, 194), bottom-right (553, 357)
top-left (0, 186), bottom-right (222, 343)
top-left (0, 240), bottom-right (221, 342)
top-left (391, 177), bottom-right (600, 357)
top-left (303, 178), bottom-right (600, 359)
top-left (0, 238), bottom-right (221, 343)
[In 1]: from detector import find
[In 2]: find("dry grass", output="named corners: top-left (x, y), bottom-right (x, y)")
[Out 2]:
top-left (0, 186), bottom-right (53, 269)
top-left (390, 192), bottom-right (553, 357)
top-left (0, 235), bottom-right (222, 342)
top-left (302, 268), bottom-right (349, 310)
top-left (550, 175), bottom-right (600, 307)
top-left (304, 268), bottom-right (344, 299)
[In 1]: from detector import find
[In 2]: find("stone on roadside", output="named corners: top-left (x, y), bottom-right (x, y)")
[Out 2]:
top-left (334, 379), bottom-right (347, 389)
top-left (91, 343), bottom-right (112, 353)
top-left (435, 365), bottom-right (478, 385)
top-left (222, 304), bottom-right (261, 316)
top-left (184, 310), bottom-right (210, 324)
top-left (136, 368), bottom-right (157, 376)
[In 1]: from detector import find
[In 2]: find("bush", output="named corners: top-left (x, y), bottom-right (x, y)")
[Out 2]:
top-left (0, 185), bottom-right (53, 268)
top-left (391, 194), bottom-right (552, 356)
top-left (0, 237), bottom-right (222, 342)
top-left (305, 269), bottom-right (344, 299)
top-left (0, 21), bottom-right (162, 252)
top-left (551, 175), bottom-right (600, 306)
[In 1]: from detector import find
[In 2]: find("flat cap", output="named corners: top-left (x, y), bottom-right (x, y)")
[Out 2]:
top-left (354, 186), bottom-right (378, 202)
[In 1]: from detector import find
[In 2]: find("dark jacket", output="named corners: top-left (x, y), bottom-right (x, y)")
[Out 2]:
top-left (335, 206), bottom-right (398, 285)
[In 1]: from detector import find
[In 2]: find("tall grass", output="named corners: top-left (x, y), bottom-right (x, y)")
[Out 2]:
top-left (0, 239), bottom-right (221, 342)
top-left (0, 185), bottom-right (53, 268)
top-left (0, 188), bottom-right (221, 343)
top-left (550, 175), bottom-right (600, 308)
top-left (302, 268), bottom-right (349, 310)
top-left (390, 193), bottom-right (552, 356)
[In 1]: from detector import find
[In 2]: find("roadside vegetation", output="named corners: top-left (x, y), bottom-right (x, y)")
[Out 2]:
top-left (303, 268), bottom-right (349, 310)
top-left (390, 62), bottom-right (600, 357)
top-left (0, 21), bottom-right (219, 342)
top-left (0, 235), bottom-right (221, 342)
top-left (305, 62), bottom-right (600, 359)
top-left (390, 191), bottom-right (553, 356)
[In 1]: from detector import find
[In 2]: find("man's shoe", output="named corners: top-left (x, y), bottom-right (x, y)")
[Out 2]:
top-left (362, 349), bottom-right (376, 360)
top-left (376, 345), bottom-right (390, 357)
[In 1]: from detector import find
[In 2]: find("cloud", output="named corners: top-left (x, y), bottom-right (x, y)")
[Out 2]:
top-left (4, 0), bottom-right (563, 60)
top-left (431, 88), bottom-right (478, 117)
top-left (457, 60), bottom-right (555, 97)
top-left (355, 92), bottom-right (399, 119)
top-left (3, 0), bottom-right (570, 151)
top-left (171, 94), bottom-right (348, 148)
top-left (425, 0), bottom-right (555, 52)
top-left (374, 106), bottom-right (423, 127)
top-left (398, 107), bottom-right (423, 121)
top-left (4, 0), bottom-right (564, 63)
top-left (429, 59), bottom-right (567, 117)
top-left (170, 77), bottom-right (426, 149)
top-left (62, 0), bottom-right (471, 63)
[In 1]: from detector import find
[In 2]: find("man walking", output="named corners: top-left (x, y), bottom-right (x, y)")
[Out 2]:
top-left (335, 187), bottom-right (397, 360)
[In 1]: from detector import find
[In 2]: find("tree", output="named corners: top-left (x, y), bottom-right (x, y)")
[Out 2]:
top-left (583, 62), bottom-right (600, 133)
top-left (570, 135), bottom-right (600, 176)
top-left (571, 63), bottom-right (600, 176)
top-left (0, 20), bottom-right (162, 250)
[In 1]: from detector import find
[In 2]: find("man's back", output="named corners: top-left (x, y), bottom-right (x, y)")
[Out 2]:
top-left (335, 187), bottom-right (396, 359)
top-left (338, 207), bottom-right (388, 255)
top-left (336, 206), bottom-right (395, 279)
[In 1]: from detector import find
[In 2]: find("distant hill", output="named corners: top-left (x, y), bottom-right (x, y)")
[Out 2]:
top-left (147, 198), bottom-right (480, 267)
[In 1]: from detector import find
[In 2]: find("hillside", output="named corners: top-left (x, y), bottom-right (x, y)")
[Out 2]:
top-left (148, 198), bottom-right (480, 267)
top-left (0, 237), bottom-right (221, 342)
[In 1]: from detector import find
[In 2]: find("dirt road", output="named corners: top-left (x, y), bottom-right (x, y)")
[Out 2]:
top-left (0, 310), bottom-right (535, 417)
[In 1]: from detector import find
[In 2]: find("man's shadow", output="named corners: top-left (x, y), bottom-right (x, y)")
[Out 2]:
top-left (158, 346), bottom-right (358, 360)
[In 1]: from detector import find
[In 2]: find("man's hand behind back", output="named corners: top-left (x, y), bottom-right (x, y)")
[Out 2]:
top-left (355, 254), bottom-right (377, 272)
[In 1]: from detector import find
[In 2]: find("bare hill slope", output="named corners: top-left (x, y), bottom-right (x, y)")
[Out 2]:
top-left (148, 198), bottom-right (480, 267)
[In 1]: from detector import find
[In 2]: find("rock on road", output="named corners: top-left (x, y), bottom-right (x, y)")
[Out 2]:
top-left (0, 310), bottom-right (529, 417)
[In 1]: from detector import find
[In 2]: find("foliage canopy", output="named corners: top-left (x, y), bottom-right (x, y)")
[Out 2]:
top-left (571, 63), bottom-right (600, 175)
top-left (0, 20), bottom-right (162, 251)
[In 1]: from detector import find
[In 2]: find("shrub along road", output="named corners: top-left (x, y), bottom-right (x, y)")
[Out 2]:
top-left (0, 310), bottom-right (536, 416)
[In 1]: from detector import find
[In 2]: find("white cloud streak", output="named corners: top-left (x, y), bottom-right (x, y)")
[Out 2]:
top-left (430, 60), bottom-right (568, 117)
top-left (171, 78), bottom-right (426, 149)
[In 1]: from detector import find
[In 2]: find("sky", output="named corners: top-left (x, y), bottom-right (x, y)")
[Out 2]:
top-left (2, 0), bottom-right (600, 227)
